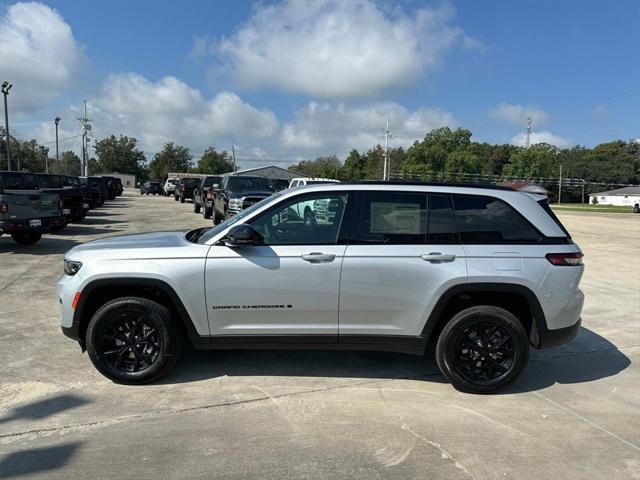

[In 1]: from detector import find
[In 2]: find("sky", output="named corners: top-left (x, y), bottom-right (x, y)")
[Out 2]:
top-left (0, 0), bottom-right (638, 168)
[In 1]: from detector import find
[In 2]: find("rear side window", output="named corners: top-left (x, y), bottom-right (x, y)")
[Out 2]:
top-left (354, 192), bottom-right (427, 244)
top-left (452, 195), bottom-right (541, 244)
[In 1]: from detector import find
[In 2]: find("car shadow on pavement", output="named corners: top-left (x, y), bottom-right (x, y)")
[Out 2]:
top-left (0, 443), bottom-right (81, 479)
top-left (75, 217), bottom-right (128, 226)
top-left (159, 327), bottom-right (629, 393)
top-left (0, 394), bottom-right (90, 426)
top-left (0, 237), bottom-right (80, 255)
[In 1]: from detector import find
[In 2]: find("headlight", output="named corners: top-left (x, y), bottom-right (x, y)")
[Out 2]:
top-left (64, 259), bottom-right (82, 276)
top-left (229, 198), bottom-right (242, 206)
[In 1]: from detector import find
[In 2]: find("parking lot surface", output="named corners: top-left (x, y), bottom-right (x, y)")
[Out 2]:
top-left (1, 191), bottom-right (639, 479)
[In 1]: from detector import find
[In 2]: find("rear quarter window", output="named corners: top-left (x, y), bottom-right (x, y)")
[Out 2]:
top-left (452, 194), bottom-right (542, 244)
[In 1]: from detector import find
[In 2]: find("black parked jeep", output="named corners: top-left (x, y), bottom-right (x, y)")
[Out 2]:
top-left (34, 173), bottom-right (88, 224)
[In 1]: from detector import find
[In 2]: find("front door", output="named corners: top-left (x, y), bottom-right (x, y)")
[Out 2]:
top-left (339, 192), bottom-right (467, 337)
top-left (205, 191), bottom-right (350, 339)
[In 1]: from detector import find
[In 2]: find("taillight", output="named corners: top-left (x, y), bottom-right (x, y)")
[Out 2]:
top-left (546, 252), bottom-right (584, 266)
top-left (0, 201), bottom-right (7, 213)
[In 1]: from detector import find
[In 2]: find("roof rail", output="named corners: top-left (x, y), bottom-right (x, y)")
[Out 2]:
top-left (341, 181), bottom-right (516, 191)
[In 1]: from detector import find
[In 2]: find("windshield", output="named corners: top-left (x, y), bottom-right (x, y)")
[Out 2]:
top-left (181, 178), bottom-right (200, 186)
top-left (227, 176), bottom-right (271, 191)
top-left (202, 176), bottom-right (219, 187)
top-left (0, 172), bottom-right (37, 189)
top-left (196, 192), bottom-right (282, 244)
top-left (65, 176), bottom-right (81, 187)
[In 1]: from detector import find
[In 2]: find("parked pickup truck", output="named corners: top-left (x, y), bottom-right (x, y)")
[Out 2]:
top-left (68, 176), bottom-right (101, 209)
top-left (0, 171), bottom-right (64, 244)
top-left (174, 177), bottom-right (201, 203)
top-left (192, 175), bottom-right (221, 219)
top-left (35, 173), bottom-right (89, 224)
top-left (212, 174), bottom-right (273, 224)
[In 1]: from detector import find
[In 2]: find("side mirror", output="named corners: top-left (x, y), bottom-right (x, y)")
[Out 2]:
top-left (224, 224), bottom-right (263, 247)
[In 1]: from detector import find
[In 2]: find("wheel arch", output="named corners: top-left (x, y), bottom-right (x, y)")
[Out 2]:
top-left (421, 282), bottom-right (547, 349)
top-left (73, 278), bottom-right (207, 350)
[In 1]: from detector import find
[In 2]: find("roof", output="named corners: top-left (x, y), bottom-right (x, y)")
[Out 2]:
top-left (590, 186), bottom-right (640, 196)
top-left (234, 165), bottom-right (303, 180)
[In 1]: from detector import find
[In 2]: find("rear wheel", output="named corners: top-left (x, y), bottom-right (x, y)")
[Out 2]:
top-left (86, 297), bottom-right (182, 384)
top-left (174, 195), bottom-right (179, 202)
top-left (193, 201), bottom-right (201, 213)
top-left (11, 231), bottom-right (42, 245)
top-left (213, 208), bottom-right (222, 225)
top-left (634, 204), bottom-right (639, 213)
top-left (436, 306), bottom-right (529, 394)
top-left (180, 195), bottom-right (185, 203)
top-left (203, 206), bottom-right (212, 219)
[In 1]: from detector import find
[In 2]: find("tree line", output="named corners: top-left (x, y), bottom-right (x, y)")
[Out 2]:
top-left (1, 126), bottom-right (638, 201)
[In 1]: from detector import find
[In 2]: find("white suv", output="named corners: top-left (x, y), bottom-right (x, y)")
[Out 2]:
top-left (58, 183), bottom-right (584, 393)
top-left (289, 177), bottom-right (340, 188)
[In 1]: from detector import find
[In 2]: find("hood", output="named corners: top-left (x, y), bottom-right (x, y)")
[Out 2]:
top-left (228, 190), bottom-right (273, 198)
top-left (67, 230), bottom-right (189, 256)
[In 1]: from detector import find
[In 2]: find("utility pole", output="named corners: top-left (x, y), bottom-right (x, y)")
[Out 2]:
top-left (2, 81), bottom-right (12, 171)
top-left (558, 164), bottom-right (563, 205)
top-left (76, 100), bottom-right (92, 176)
top-left (383, 117), bottom-right (392, 181)
top-left (525, 116), bottom-right (532, 148)
top-left (54, 117), bottom-right (60, 173)
top-left (231, 145), bottom-right (237, 172)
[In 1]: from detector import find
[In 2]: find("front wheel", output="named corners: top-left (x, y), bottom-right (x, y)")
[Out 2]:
top-left (180, 195), bottom-right (185, 203)
top-left (435, 306), bottom-right (529, 394)
top-left (11, 231), bottom-right (42, 245)
top-left (193, 201), bottom-right (201, 214)
top-left (86, 297), bottom-right (182, 384)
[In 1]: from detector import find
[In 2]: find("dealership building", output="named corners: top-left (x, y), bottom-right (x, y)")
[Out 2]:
top-left (589, 186), bottom-right (640, 207)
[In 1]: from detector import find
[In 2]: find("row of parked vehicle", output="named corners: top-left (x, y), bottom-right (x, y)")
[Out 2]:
top-left (141, 175), bottom-right (340, 225)
top-left (0, 171), bottom-right (123, 245)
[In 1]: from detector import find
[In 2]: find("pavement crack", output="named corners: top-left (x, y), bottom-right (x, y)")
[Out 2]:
top-left (1, 373), bottom-right (442, 443)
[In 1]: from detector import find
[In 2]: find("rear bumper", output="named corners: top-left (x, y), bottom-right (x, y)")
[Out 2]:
top-left (0, 216), bottom-right (65, 233)
top-left (532, 317), bottom-right (581, 349)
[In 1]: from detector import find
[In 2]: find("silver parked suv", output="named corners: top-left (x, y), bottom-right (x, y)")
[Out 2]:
top-left (57, 182), bottom-right (584, 393)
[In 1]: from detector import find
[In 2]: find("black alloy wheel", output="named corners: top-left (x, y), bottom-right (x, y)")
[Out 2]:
top-left (86, 297), bottom-right (181, 384)
top-left (436, 306), bottom-right (529, 393)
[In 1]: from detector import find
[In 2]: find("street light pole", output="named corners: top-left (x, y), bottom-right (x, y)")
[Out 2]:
top-left (54, 116), bottom-right (60, 173)
top-left (1, 81), bottom-right (13, 171)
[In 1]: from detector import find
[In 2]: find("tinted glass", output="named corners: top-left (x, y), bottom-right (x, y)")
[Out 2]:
top-left (250, 193), bottom-right (347, 245)
top-left (453, 195), bottom-right (541, 244)
top-left (307, 180), bottom-right (338, 185)
top-left (428, 194), bottom-right (458, 244)
top-left (354, 192), bottom-right (427, 244)
top-left (0, 172), bottom-right (37, 189)
top-left (182, 178), bottom-right (200, 186)
top-left (227, 176), bottom-right (270, 191)
top-left (202, 176), bottom-right (219, 187)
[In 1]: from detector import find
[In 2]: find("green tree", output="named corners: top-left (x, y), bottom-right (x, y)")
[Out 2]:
top-left (195, 147), bottom-right (234, 174)
top-left (148, 142), bottom-right (193, 181)
top-left (50, 151), bottom-right (81, 175)
top-left (403, 127), bottom-right (473, 178)
top-left (289, 155), bottom-right (342, 179)
top-left (93, 135), bottom-right (147, 179)
top-left (342, 149), bottom-right (366, 180)
top-left (501, 144), bottom-right (558, 179)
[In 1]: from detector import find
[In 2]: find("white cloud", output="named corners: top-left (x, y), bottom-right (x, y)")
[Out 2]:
top-left (510, 131), bottom-right (573, 148)
top-left (490, 102), bottom-right (550, 127)
top-left (89, 73), bottom-right (278, 154)
top-left (0, 2), bottom-right (86, 111)
top-left (281, 101), bottom-right (455, 153)
top-left (214, 0), bottom-right (475, 98)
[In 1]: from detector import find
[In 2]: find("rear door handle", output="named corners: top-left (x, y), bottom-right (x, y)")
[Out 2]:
top-left (421, 253), bottom-right (456, 263)
top-left (301, 252), bottom-right (336, 263)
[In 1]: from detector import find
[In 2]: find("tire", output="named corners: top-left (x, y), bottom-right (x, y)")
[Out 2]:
top-left (11, 231), bottom-right (42, 245)
top-left (435, 305), bottom-right (529, 394)
top-left (203, 206), bottom-right (212, 219)
top-left (213, 208), bottom-right (222, 225)
top-left (174, 195), bottom-right (179, 202)
top-left (86, 297), bottom-right (182, 385)
top-left (193, 201), bottom-right (201, 214)
top-left (634, 204), bottom-right (639, 214)
top-left (180, 195), bottom-right (185, 204)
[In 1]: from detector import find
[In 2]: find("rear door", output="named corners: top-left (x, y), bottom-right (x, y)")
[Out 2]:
top-left (338, 192), bottom-right (467, 337)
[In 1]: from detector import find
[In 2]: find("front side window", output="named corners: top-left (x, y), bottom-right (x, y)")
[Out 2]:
top-left (250, 193), bottom-right (348, 245)
top-left (453, 194), bottom-right (541, 244)
top-left (353, 192), bottom-right (427, 244)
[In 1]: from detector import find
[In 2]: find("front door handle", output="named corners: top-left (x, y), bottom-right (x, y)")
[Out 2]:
top-left (421, 253), bottom-right (456, 263)
top-left (301, 252), bottom-right (336, 263)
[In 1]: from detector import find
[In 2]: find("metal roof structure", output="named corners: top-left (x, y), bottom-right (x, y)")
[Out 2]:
top-left (590, 186), bottom-right (640, 196)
